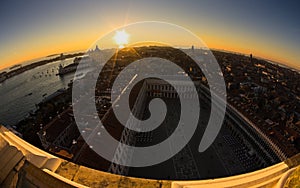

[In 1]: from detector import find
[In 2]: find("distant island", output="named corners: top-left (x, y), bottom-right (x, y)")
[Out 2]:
top-left (46, 53), bottom-right (60, 57)
top-left (9, 64), bottom-right (22, 70)
top-left (0, 52), bottom-right (84, 83)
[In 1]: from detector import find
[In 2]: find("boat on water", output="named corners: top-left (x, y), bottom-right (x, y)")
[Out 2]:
top-left (75, 72), bottom-right (84, 77)
top-left (25, 92), bottom-right (33, 97)
top-left (56, 56), bottom-right (93, 76)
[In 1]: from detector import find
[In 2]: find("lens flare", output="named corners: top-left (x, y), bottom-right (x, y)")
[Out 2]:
top-left (113, 30), bottom-right (129, 48)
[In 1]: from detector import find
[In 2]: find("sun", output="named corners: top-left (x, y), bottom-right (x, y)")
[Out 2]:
top-left (113, 30), bottom-right (129, 48)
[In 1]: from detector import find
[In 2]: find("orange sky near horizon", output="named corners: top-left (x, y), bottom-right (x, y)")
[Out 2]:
top-left (7, 37), bottom-right (300, 74)
top-left (1, 1), bottom-right (299, 72)
top-left (1, 28), bottom-right (298, 72)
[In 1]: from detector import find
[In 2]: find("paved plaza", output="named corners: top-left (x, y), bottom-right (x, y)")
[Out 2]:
top-left (128, 98), bottom-right (250, 180)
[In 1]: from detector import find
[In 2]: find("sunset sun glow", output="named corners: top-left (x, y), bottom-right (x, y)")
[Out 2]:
top-left (113, 30), bottom-right (129, 48)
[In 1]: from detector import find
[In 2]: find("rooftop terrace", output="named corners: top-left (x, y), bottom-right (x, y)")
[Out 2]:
top-left (1, 125), bottom-right (300, 187)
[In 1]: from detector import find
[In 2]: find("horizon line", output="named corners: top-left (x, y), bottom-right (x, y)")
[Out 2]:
top-left (1, 47), bottom-right (299, 73)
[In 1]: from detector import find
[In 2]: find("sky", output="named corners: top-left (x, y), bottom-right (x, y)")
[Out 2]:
top-left (0, 0), bottom-right (299, 70)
